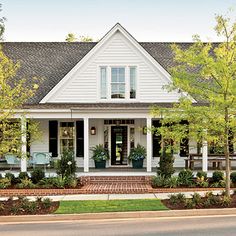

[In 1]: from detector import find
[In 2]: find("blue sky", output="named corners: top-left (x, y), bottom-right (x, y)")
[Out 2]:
top-left (1, 0), bottom-right (236, 42)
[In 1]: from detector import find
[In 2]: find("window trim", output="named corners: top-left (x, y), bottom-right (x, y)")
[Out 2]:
top-left (98, 65), bottom-right (138, 102)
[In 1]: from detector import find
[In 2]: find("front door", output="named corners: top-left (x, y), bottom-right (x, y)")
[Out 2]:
top-left (111, 126), bottom-right (128, 165)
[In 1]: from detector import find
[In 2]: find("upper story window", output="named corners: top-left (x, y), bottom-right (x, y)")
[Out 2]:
top-left (100, 66), bottom-right (137, 100)
top-left (111, 67), bottom-right (125, 99)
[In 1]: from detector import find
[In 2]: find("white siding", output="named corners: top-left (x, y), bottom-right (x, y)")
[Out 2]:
top-left (47, 31), bottom-right (181, 103)
top-left (30, 119), bottom-right (49, 154)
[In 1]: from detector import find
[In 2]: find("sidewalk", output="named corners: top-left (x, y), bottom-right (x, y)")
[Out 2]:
top-left (0, 190), bottom-right (226, 202)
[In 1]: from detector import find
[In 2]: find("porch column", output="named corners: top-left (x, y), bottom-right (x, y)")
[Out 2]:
top-left (21, 117), bottom-right (27, 172)
top-left (83, 117), bottom-right (89, 172)
top-left (202, 140), bottom-right (208, 172)
top-left (146, 117), bottom-right (152, 172)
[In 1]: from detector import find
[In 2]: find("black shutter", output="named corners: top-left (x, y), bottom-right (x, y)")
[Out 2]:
top-left (49, 120), bottom-right (58, 157)
top-left (179, 120), bottom-right (189, 157)
top-left (152, 120), bottom-right (161, 157)
top-left (26, 122), bottom-right (30, 156)
top-left (76, 121), bottom-right (84, 157)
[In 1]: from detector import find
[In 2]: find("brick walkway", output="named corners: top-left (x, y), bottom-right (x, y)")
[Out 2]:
top-left (79, 176), bottom-right (153, 194)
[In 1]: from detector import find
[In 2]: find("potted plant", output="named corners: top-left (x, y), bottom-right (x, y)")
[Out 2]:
top-left (91, 144), bottom-right (109, 168)
top-left (128, 144), bottom-right (146, 168)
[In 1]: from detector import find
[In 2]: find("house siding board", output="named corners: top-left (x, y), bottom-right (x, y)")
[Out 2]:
top-left (46, 31), bottom-right (181, 104)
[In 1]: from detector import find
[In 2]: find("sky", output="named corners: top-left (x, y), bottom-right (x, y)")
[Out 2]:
top-left (1, 0), bottom-right (236, 42)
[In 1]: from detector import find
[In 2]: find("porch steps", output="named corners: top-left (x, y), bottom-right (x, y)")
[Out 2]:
top-left (79, 176), bottom-right (153, 194)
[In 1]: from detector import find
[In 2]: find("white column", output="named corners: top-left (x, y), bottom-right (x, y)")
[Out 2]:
top-left (202, 140), bottom-right (208, 172)
top-left (83, 118), bottom-right (89, 173)
top-left (146, 117), bottom-right (152, 172)
top-left (21, 117), bottom-right (27, 172)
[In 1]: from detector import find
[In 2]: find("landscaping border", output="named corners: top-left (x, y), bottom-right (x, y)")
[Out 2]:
top-left (0, 187), bottom-right (234, 197)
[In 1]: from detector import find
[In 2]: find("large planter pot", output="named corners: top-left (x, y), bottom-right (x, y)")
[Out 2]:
top-left (94, 160), bottom-right (106, 169)
top-left (132, 159), bottom-right (144, 169)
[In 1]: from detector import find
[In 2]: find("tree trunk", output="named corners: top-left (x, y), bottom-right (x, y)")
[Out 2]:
top-left (224, 107), bottom-right (231, 197)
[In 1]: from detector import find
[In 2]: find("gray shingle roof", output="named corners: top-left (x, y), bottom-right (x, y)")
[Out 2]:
top-left (1, 41), bottom-right (195, 106)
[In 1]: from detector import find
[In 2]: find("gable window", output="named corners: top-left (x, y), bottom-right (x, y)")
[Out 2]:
top-left (111, 67), bottom-right (125, 99)
top-left (130, 67), bottom-right (136, 99)
top-left (100, 66), bottom-right (137, 100)
top-left (100, 67), bottom-right (107, 99)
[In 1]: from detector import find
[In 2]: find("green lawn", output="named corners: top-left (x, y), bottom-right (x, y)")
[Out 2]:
top-left (55, 199), bottom-right (168, 214)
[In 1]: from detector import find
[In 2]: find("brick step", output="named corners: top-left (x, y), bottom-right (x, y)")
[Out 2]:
top-left (80, 183), bottom-right (153, 194)
top-left (80, 176), bottom-right (152, 185)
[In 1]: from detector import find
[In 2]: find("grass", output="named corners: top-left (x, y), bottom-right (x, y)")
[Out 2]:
top-left (55, 199), bottom-right (168, 214)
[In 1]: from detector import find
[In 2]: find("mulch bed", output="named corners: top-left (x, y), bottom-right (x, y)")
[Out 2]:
top-left (0, 198), bottom-right (59, 215)
top-left (162, 194), bottom-right (236, 210)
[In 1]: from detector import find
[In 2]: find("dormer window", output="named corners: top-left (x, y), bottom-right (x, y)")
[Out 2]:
top-left (100, 66), bottom-right (137, 100)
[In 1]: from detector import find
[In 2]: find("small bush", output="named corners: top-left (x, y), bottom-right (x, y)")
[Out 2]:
top-left (196, 171), bottom-right (207, 179)
top-left (212, 171), bottom-right (224, 183)
top-left (0, 178), bottom-right (11, 189)
top-left (42, 198), bottom-right (52, 209)
top-left (56, 149), bottom-right (76, 178)
top-left (18, 172), bottom-right (29, 180)
top-left (164, 176), bottom-right (179, 188)
top-left (169, 194), bottom-right (179, 205)
top-left (10, 205), bottom-right (20, 215)
top-left (151, 175), bottom-right (166, 188)
top-left (196, 177), bottom-right (209, 188)
top-left (176, 193), bottom-right (186, 203)
top-left (51, 176), bottom-right (67, 188)
top-left (157, 149), bottom-right (175, 178)
top-left (230, 172), bottom-right (236, 184)
top-left (185, 199), bottom-right (196, 209)
top-left (221, 196), bottom-right (232, 207)
top-left (178, 169), bottom-right (195, 187)
top-left (207, 195), bottom-right (221, 206)
top-left (192, 193), bottom-right (202, 205)
top-left (4, 172), bottom-right (16, 184)
top-left (65, 176), bottom-right (78, 188)
top-left (0, 202), bottom-right (4, 211)
top-left (31, 168), bottom-right (45, 184)
top-left (203, 199), bottom-right (211, 208)
top-left (17, 178), bottom-right (35, 189)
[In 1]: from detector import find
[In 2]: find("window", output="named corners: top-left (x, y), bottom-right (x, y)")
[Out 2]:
top-left (130, 67), bottom-right (136, 99)
top-left (111, 67), bottom-right (125, 99)
top-left (100, 67), bottom-right (107, 99)
top-left (59, 122), bottom-right (75, 154)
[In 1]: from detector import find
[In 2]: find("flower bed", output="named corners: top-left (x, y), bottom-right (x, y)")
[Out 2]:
top-left (0, 197), bottom-right (59, 215)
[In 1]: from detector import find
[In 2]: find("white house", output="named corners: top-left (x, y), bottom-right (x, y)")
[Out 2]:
top-left (4, 23), bottom-right (205, 173)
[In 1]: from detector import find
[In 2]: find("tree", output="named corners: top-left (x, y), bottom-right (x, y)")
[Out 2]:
top-left (152, 13), bottom-right (236, 197)
top-left (65, 33), bottom-right (77, 42)
top-left (0, 3), bottom-right (6, 40)
top-left (65, 33), bottom-right (93, 42)
top-left (0, 46), bottom-right (41, 157)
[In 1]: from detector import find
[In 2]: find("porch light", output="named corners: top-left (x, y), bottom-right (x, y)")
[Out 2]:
top-left (90, 126), bottom-right (96, 135)
top-left (143, 126), bottom-right (147, 135)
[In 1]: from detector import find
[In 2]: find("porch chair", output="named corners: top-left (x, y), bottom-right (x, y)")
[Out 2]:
top-left (32, 152), bottom-right (52, 172)
top-left (5, 154), bottom-right (20, 170)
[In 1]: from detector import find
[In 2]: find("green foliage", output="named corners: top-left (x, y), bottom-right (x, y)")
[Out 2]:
top-left (185, 199), bottom-right (196, 209)
top-left (4, 172), bottom-right (16, 184)
top-left (18, 172), bottom-right (29, 180)
top-left (128, 144), bottom-right (146, 161)
top-left (65, 33), bottom-right (77, 42)
top-left (151, 13), bottom-right (236, 196)
top-left (212, 171), bottom-right (224, 183)
top-left (31, 168), bottom-right (45, 184)
top-left (157, 149), bottom-right (175, 178)
top-left (42, 198), bottom-right (52, 209)
top-left (221, 196), bottom-right (232, 207)
top-left (151, 175), bottom-right (166, 188)
top-left (0, 178), bottom-right (11, 189)
top-left (17, 178), bottom-right (35, 189)
top-left (196, 171), bottom-right (207, 179)
top-left (56, 149), bottom-right (76, 178)
top-left (164, 176), bottom-right (179, 188)
top-left (178, 169), bottom-right (195, 187)
top-left (196, 176), bottom-right (209, 188)
top-left (91, 144), bottom-right (110, 162)
top-left (230, 172), bottom-right (236, 183)
top-left (191, 193), bottom-right (202, 205)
